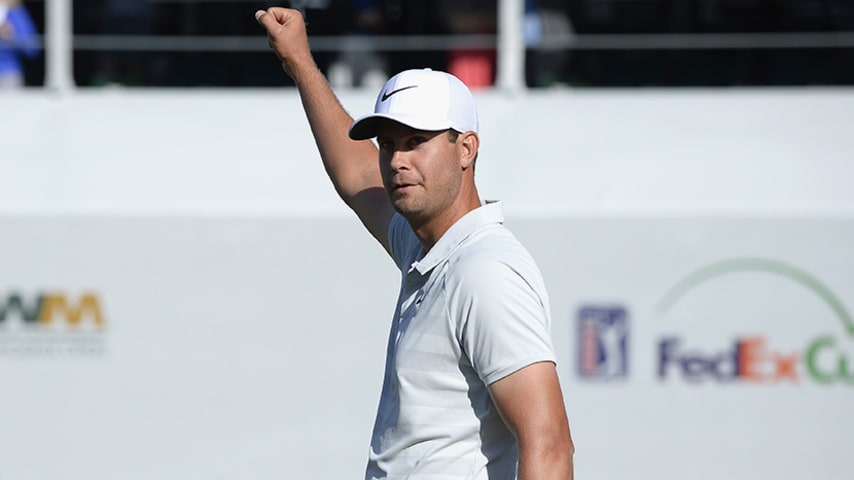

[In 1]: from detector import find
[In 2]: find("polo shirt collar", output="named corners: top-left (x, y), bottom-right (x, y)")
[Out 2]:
top-left (410, 201), bottom-right (504, 276)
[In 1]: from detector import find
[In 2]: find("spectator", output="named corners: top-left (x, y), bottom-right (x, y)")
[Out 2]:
top-left (327, 0), bottom-right (389, 88)
top-left (0, 0), bottom-right (40, 89)
top-left (92, 0), bottom-right (153, 86)
top-left (525, 0), bottom-right (573, 87)
top-left (439, 0), bottom-right (497, 88)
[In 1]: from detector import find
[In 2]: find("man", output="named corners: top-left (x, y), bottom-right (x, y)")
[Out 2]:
top-left (255, 7), bottom-right (574, 479)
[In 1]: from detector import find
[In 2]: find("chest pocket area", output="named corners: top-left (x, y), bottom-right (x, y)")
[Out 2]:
top-left (396, 263), bottom-right (447, 349)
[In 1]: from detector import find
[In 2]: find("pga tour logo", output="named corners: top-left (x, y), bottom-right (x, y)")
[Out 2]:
top-left (578, 306), bottom-right (629, 380)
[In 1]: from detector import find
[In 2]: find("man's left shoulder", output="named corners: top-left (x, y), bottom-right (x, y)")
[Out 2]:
top-left (449, 228), bottom-right (542, 287)
top-left (461, 224), bottom-right (537, 266)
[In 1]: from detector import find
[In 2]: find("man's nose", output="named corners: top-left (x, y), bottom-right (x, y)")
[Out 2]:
top-left (388, 149), bottom-right (410, 171)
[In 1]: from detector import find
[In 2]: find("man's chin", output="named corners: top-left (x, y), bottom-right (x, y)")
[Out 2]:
top-left (392, 201), bottom-right (427, 222)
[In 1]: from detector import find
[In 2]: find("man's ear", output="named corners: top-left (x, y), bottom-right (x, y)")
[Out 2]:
top-left (459, 132), bottom-right (479, 169)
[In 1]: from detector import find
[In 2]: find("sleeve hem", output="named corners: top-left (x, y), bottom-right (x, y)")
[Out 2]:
top-left (482, 354), bottom-right (558, 386)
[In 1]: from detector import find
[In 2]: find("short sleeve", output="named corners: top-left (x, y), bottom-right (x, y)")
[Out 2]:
top-left (446, 257), bottom-right (556, 386)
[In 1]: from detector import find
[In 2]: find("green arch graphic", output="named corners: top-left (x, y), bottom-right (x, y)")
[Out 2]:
top-left (656, 257), bottom-right (854, 335)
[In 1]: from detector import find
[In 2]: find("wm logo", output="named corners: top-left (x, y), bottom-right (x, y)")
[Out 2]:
top-left (0, 292), bottom-right (105, 328)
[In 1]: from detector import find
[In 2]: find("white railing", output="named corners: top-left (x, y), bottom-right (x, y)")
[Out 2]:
top-left (44, 0), bottom-right (73, 92)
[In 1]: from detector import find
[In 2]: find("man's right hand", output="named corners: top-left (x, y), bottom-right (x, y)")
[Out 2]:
top-left (255, 7), bottom-right (313, 79)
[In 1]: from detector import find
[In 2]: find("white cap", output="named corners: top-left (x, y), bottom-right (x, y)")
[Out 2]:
top-left (349, 68), bottom-right (478, 140)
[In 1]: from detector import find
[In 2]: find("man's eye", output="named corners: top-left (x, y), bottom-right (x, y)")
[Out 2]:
top-left (409, 136), bottom-right (427, 147)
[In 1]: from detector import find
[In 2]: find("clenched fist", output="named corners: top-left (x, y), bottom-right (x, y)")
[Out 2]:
top-left (255, 7), bottom-right (314, 80)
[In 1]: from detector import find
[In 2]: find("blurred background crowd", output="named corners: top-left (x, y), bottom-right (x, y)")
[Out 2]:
top-left (3, 0), bottom-right (854, 89)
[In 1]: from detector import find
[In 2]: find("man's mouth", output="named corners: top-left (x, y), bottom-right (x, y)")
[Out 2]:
top-left (392, 182), bottom-right (416, 191)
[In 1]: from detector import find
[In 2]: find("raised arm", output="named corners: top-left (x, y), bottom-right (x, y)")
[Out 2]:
top-left (255, 7), bottom-right (394, 252)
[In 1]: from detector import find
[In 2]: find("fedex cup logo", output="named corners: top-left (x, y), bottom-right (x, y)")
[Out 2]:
top-left (655, 258), bottom-right (854, 385)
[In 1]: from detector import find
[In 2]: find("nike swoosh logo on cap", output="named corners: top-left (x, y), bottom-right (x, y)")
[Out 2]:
top-left (381, 85), bottom-right (418, 102)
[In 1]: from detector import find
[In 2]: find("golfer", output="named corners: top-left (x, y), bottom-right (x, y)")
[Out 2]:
top-left (256, 7), bottom-right (574, 480)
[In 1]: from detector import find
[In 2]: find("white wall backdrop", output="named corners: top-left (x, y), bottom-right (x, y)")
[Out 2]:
top-left (2, 88), bottom-right (853, 216)
top-left (1, 89), bottom-right (853, 480)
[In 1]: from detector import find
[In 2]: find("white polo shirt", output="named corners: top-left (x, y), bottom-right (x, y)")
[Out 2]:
top-left (365, 201), bottom-right (556, 480)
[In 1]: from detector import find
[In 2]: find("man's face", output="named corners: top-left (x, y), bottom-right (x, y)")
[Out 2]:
top-left (375, 120), bottom-right (463, 224)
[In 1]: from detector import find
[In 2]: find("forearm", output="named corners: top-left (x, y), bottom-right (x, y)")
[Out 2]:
top-left (288, 58), bottom-right (381, 204)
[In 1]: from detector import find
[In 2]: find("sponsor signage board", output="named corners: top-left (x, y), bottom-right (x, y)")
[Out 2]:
top-left (0, 216), bottom-right (851, 480)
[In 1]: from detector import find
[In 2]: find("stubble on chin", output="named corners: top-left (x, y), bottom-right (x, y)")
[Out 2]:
top-left (389, 191), bottom-right (430, 224)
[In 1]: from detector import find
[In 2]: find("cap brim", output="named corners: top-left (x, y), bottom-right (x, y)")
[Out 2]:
top-left (348, 115), bottom-right (382, 141)
top-left (348, 113), bottom-right (453, 140)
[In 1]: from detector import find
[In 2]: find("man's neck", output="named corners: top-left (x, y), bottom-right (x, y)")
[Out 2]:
top-left (410, 195), bottom-right (482, 253)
